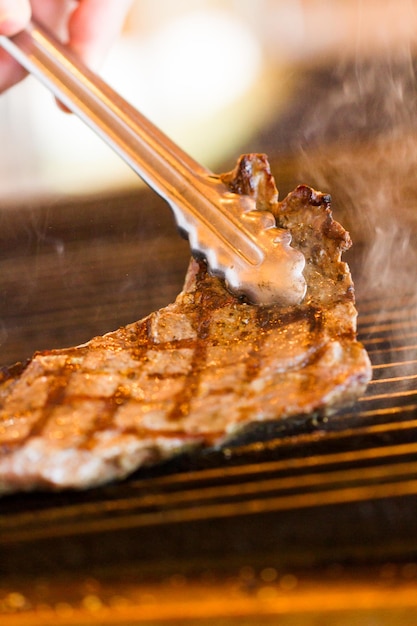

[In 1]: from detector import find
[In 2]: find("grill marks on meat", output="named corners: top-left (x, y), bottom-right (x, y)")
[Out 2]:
top-left (0, 154), bottom-right (372, 494)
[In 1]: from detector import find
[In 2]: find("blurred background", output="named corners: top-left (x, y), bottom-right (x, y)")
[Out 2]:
top-left (1, 0), bottom-right (416, 203)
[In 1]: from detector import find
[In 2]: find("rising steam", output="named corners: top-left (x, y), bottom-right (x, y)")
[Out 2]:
top-left (296, 49), bottom-right (417, 303)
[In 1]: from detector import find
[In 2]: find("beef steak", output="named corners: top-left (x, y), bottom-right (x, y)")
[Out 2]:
top-left (0, 154), bottom-right (372, 494)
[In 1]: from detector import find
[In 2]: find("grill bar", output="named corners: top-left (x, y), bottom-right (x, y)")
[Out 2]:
top-left (2, 440), bottom-right (417, 542)
top-left (3, 476), bottom-right (417, 544)
top-left (2, 405), bottom-right (417, 541)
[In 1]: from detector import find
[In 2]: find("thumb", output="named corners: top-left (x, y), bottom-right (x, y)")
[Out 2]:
top-left (0, 0), bottom-right (31, 36)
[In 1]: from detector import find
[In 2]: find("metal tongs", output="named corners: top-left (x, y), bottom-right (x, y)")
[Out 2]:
top-left (0, 21), bottom-right (306, 306)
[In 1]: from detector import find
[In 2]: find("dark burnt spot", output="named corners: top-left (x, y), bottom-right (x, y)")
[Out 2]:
top-left (308, 308), bottom-right (324, 333)
top-left (339, 329), bottom-right (356, 342)
top-left (255, 307), bottom-right (277, 329)
top-left (291, 185), bottom-right (330, 208)
top-left (0, 360), bottom-right (29, 384)
top-left (309, 189), bottom-right (329, 207)
top-left (221, 153), bottom-right (272, 197)
top-left (124, 317), bottom-right (154, 360)
top-left (277, 185), bottom-right (324, 215)
top-left (195, 279), bottom-right (236, 311)
top-left (147, 372), bottom-right (183, 380)
top-left (293, 185), bottom-right (314, 205)
top-left (255, 304), bottom-right (324, 334)
top-left (237, 293), bottom-right (248, 305)
top-left (245, 345), bottom-right (263, 383)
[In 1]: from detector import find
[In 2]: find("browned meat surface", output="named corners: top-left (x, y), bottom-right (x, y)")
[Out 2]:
top-left (0, 154), bottom-right (372, 494)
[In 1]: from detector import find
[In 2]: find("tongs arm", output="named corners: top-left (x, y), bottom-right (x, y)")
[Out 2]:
top-left (0, 21), bottom-right (307, 306)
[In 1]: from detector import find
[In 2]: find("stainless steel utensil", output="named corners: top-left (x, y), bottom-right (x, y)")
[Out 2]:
top-left (0, 20), bottom-right (306, 306)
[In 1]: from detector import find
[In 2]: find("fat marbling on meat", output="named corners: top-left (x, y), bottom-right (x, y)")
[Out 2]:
top-left (0, 154), bottom-right (372, 494)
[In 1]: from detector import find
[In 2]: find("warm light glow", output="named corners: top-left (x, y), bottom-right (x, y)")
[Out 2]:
top-left (135, 9), bottom-right (262, 121)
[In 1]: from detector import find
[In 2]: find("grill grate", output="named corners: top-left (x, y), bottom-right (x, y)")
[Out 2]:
top-left (1, 293), bottom-right (417, 580)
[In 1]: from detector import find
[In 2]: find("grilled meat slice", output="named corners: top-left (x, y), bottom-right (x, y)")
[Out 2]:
top-left (0, 154), bottom-right (372, 494)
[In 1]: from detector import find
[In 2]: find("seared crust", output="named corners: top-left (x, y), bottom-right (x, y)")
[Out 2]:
top-left (0, 155), bottom-right (372, 494)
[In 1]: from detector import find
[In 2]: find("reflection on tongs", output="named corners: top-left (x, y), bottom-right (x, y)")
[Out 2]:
top-left (0, 21), bottom-right (306, 306)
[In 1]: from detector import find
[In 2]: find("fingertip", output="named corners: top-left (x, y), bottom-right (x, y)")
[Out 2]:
top-left (55, 97), bottom-right (72, 114)
top-left (0, 49), bottom-right (27, 91)
top-left (0, 19), bottom-right (24, 37)
top-left (67, 0), bottom-right (133, 71)
top-left (0, 0), bottom-right (31, 36)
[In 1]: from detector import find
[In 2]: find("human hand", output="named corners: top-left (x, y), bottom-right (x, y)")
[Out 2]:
top-left (0, 0), bottom-right (134, 92)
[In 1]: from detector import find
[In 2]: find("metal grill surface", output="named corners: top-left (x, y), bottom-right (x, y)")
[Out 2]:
top-left (1, 294), bottom-right (417, 581)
